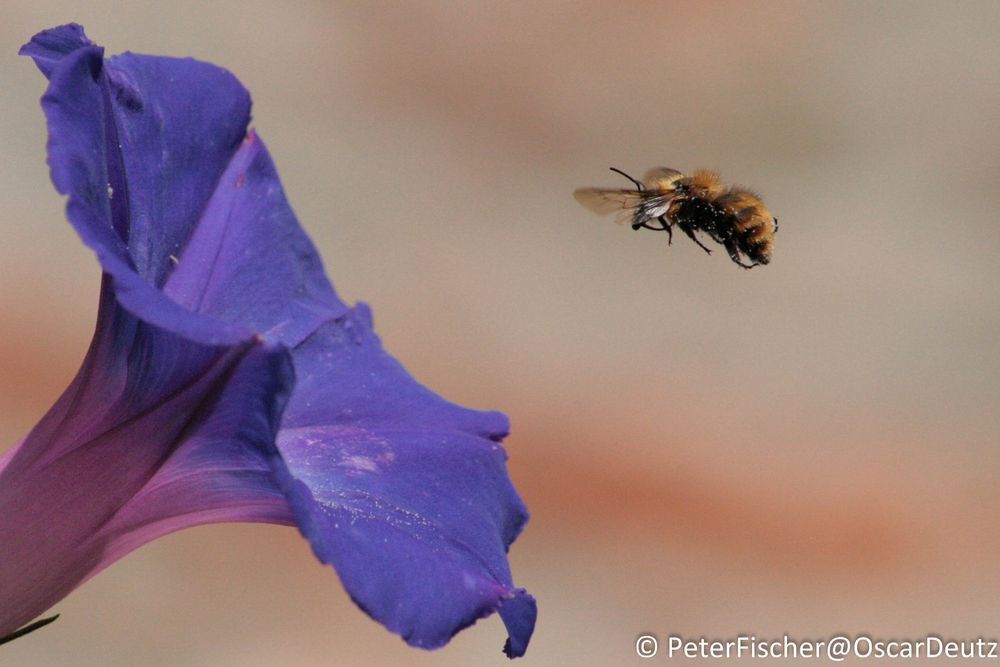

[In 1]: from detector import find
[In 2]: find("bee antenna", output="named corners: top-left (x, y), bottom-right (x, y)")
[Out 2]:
top-left (609, 167), bottom-right (643, 192)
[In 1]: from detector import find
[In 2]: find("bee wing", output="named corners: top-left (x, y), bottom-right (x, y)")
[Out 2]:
top-left (641, 167), bottom-right (684, 188)
top-left (574, 187), bottom-right (675, 227)
top-left (609, 209), bottom-right (634, 226)
top-left (573, 188), bottom-right (647, 216)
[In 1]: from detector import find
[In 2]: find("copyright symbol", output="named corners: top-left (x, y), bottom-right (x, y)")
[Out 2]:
top-left (828, 635), bottom-right (850, 662)
top-left (636, 634), bottom-right (658, 658)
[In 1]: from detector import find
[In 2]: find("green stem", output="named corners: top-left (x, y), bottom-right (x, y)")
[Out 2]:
top-left (0, 614), bottom-right (60, 646)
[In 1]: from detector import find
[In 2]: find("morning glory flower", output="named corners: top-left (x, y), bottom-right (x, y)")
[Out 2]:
top-left (0, 24), bottom-right (535, 658)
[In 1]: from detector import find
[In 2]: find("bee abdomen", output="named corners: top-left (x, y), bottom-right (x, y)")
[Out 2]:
top-left (716, 191), bottom-right (770, 231)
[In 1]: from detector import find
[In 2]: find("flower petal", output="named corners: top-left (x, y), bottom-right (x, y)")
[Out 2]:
top-left (22, 23), bottom-right (249, 287)
top-left (18, 23), bottom-right (92, 79)
top-left (0, 283), bottom-right (294, 636)
top-left (163, 131), bottom-right (347, 346)
top-left (271, 306), bottom-right (535, 656)
top-left (12, 24), bottom-right (535, 657)
top-left (21, 24), bottom-right (344, 346)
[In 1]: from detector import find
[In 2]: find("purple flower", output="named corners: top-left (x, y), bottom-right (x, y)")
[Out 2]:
top-left (0, 24), bottom-right (535, 658)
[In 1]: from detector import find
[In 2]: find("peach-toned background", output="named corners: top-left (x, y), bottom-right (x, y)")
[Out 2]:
top-left (3, 2), bottom-right (1000, 665)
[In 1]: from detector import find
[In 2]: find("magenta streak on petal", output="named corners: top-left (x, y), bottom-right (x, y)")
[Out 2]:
top-left (91, 348), bottom-right (298, 573)
top-left (0, 283), bottom-right (294, 636)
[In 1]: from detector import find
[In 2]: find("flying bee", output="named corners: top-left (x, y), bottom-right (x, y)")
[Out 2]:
top-left (573, 167), bottom-right (778, 268)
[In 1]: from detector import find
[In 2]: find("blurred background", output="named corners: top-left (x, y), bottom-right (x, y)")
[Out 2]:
top-left (2, 2), bottom-right (999, 664)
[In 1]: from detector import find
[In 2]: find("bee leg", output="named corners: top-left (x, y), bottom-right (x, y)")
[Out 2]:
top-left (658, 216), bottom-right (673, 244)
top-left (724, 239), bottom-right (758, 269)
top-left (679, 222), bottom-right (712, 255)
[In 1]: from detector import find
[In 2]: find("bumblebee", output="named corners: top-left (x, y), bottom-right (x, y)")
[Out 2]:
top-left (573, 167), bottom-right (777, 268)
